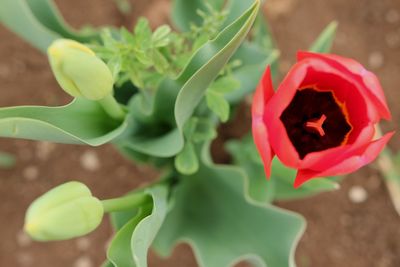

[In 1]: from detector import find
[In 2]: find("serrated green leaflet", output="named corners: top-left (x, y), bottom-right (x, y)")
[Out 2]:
top-left (153, 144), bottom-right (305, 267)
top-left (309, 21), bottom-right (338, 53)
top-left (227, 135), bottom-right (340, 202)
top-left (171, 0), bottom-right (225, 31)
top-left (120, 0), bottom-right (260, 157)
top-left (175, 141), bottom-right (199, 175)
top-left (0, 98), bottom-right (127, 146)
top-left (107, 186), bottom-right (168, 267)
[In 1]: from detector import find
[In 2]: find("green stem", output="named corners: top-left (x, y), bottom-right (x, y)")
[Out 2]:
top-left (98, 93), bottom-right (126, 120)
top-left (101, 192), bottom-right (151, 213)
top-left (375, 127), bottom-right (400, 216)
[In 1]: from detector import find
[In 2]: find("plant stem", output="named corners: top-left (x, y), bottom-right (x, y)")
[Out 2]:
top-left (375, 127), bottom-right (400, 216)
top-left (98, 93), bottom-right (126, 120)
top-left (101, 192), bottom-right (151, 213)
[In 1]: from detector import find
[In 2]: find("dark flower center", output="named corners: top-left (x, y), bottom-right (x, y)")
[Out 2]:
top-left (280, 88), bottom-right (352, 159)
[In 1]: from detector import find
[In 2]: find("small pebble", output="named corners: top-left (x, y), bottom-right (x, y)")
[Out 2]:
top-left (16, 252), bottom-right (33, 266)
top-left (385, 9), bottom-right (400, 24)
top-left (36, 141), bottom-right (55, 160)
top-left (16, 230), bottom-right (32, 247)
top-left (23, 165), bottom-right (39, 181)
top-left (76, 237), bottom-right (91, 251)
top-left (368, 51), bottom-right (384, 69)
top-left (385, 32), bottom-right (400, 48)
top-left (74, 256), bottom-right (93, 267)
top-left (348, 186), bottom-right (368, 203)
top-left (80, 151), bottom-right (100, 172)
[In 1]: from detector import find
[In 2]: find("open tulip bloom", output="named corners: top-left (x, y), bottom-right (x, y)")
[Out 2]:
top-left (1, 0), bottom-right (399, 266)
top-left (252, 51), bottom-right (394, 188)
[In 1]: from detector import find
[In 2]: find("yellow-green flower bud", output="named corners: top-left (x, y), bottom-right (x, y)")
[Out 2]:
top-left (24, 181), bottom-right (104, 241)
top-left (48, 39), bottom-right (113, 100)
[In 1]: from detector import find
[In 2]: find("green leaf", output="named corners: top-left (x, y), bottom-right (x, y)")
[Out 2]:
top-left (189, 118), bottom-right (217, 143)
top-left (226, 43), bottom-right (279, 104)
top-left (0, 0), bottom-right (60, 52)
top-left (121, 0), bottom-right (260, 157)
top-left (101, 260), bottom-right (115, 267)
top-left (206, 91), bottom-right (230, 122)
top-left (26, 0), bottom-right (99, 42)
top-left (173, 0), bottom-right (259, 132)
top-left (107, 186), bottom-right (169, 267)
top-left (0, 98), bottom-right (127, 146)
top-left (175, 141), bottom-right (199, 175)
top-left (152, 25), bottom-right (171, 47)
top-left (227, 135), bottom-right (339, 202)
top-left (309, 21), bottom-right (338, 53)
top-left (0, 152), bottom-right (15, 168)
top-left (108, 208), bottom-right (150, 267)
top-left (153, 144), bottom-right (305, 267)
top-left (0, 0), bottom-right (98, 52)
top-left (208, 76), bottom-right (240, 94)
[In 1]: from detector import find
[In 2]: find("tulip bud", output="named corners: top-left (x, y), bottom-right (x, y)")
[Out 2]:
top-left (24, 181), bottom-right (104, 241)
top-left (47, 39), bottom-right (113, 100)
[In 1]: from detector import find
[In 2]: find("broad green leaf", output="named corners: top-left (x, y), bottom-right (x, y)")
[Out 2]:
top-left (206, 90), bottom-right (230, 122)
top-left (174, 0), bottom-right (259, 132)
top-left (107, 186), bottom-right (169, 267)
top-left (26, 0), bottom-right (98, 42)
top-left (108, 208), bottom-right (150, 267)
top-left (153, 145), bottom-right (305, 267)
top-left (309, 21), bottom-right (338, 53)
top-left (0, 0), bottom-right (60, 52)
top-left (0, 0), bottom-right (98, 53)
top-left (0, 98), bottom-right (127, 146)
top-left (0, 151), bottom-right (15, 168)
top-left (175, 141), bottom-right (199, 175)
top-left (121, 0), bottom-right (260, 157)
top-left (227, 135), bottom-right (339, 202)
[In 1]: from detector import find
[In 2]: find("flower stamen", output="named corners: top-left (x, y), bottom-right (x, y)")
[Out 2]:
top-left (305, 114), bottom-right (327, 136)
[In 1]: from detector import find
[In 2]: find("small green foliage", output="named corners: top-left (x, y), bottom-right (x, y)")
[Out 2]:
top-left (206, 75), bottom-right (240, 122)
top-left (93, 5), bottom-right (228, 92)
top-left (175, 141), bottom-right (199, 175)
top-left (189, 2), bottom-right (228, 44)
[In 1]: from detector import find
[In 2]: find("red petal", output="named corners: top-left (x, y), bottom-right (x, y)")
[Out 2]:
top-left (297, 51), bottom-right (391, 120)
top-left (300, 124), bottom-right (375, 171)
top-left (294, 132), bottom-right (394, 188)
top-left (252, 67), bottom-right (275, 177)
top-left (265, 60), bottom-right (310, 167)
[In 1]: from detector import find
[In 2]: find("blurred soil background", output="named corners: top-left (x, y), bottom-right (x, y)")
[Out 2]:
top-left (0, 0), bottom-right (399, 266)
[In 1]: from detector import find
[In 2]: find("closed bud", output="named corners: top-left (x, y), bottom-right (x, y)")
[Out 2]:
top-left (48, 39), bottom-right (113, 100)
top-left (24, 181), bottom-right (104, 241)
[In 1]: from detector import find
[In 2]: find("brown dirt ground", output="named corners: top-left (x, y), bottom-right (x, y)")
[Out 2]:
top-left (0, 0), bottom-right (399, 266)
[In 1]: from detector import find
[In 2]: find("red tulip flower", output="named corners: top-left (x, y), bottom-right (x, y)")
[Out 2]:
top-left (252, 51), bottom-right (394, 188)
